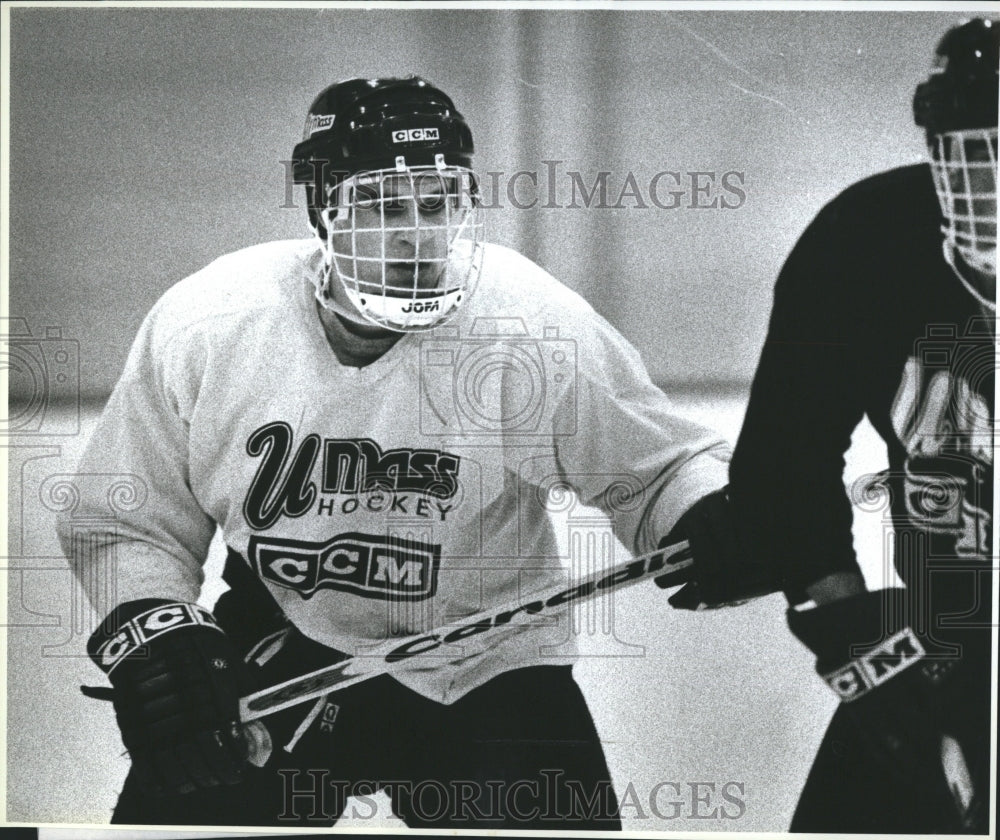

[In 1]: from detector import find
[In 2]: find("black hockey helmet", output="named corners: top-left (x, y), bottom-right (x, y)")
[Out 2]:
top-left (291, 76), bottom-right (475, 205)
top-left (913, 18), bottom-right (999, 139)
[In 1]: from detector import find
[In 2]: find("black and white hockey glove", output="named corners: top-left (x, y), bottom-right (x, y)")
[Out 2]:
top-left (788, 588), bottom-right (989, 833)
top-left (655, 487), bottom-right (780, 609)
top-left (85, 599), bottom-right (249, 796)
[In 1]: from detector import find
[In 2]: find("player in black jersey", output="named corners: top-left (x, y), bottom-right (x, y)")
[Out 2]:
top-left (665, 17), bottom-right (996, 834)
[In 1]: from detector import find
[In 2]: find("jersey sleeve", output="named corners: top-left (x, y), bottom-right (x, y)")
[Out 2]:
top-left (728, 196), bottom-right (869, 597)
top-left (56, 299), bottom-right (216, 618)
top-left (550, 312), bottom-right (730, 557)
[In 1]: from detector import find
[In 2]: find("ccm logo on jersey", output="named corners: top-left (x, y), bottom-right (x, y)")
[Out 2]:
top-left (95, 603), bottom-right (223, 675)
top-left (822, 628), bottom-right (926, 701)
top-left (249, 533), bottom-right (441, 601)
top-left (392, 128), bottom-right (439, 143)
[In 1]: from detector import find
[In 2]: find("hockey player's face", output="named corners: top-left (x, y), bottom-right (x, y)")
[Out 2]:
top-left (333, 172), bottom-right (461, 296)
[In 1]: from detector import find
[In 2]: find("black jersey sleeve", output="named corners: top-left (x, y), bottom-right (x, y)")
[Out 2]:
top-left (729, 195), bottom-right (871, 598)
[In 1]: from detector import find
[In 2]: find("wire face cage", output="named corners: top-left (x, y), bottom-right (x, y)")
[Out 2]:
top-left (317, 163), bottom-right (484, 332)
top-left (929, 127), bottom-right (998, 290)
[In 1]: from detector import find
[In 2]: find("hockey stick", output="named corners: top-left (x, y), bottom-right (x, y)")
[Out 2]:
top-left (239, 538), bottom-right (692, 725)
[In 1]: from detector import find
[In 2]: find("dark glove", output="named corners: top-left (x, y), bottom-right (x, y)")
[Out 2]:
top-left (788, 588), bottom-right (989, 833)
top-left (655, 487), bottom-right (780, 608)
top-left (87, 599), bottom-right (249, 796)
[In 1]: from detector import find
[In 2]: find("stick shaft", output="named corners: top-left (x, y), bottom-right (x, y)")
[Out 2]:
top-left (239, 539), bottom-right (692, 723)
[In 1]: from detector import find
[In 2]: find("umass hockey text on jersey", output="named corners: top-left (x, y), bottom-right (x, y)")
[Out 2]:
top-left (243, 421), bottom-right (461, 530)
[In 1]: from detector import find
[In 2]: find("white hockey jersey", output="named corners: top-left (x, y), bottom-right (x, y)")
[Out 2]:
top-left (59, 239), bottom-right (729, 703)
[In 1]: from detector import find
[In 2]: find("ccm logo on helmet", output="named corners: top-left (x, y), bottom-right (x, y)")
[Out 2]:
top-left (95, 603), bottom-right (222, 674)
top-left (392, 127), bottom-right (440, 143)
top-left (249, 533), bottom-right (441, 601)
top-left (822, 628), bottom-right (926, 701)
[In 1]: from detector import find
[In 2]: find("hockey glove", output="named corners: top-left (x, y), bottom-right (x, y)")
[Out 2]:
top-left (655, 487), bottom-right (780, 609)
top-left (86, 599), bottom-right (249, 796)
top-left (788, 588), bottom-right (989, 832)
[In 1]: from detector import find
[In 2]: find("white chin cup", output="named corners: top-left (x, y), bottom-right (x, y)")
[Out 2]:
top-left (953, 240), bottom-right (997, 278)
top-left (344, 286), bottom-right (465, 328)
top-left (941, 240), bottom-right (997, 312)
top-left (314, 165), bottom-right (483, 332)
